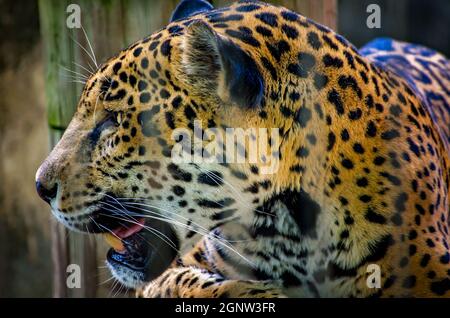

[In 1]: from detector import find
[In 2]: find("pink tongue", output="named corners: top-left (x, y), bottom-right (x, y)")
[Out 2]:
top-left (113, 218), bottom-right (145, 239)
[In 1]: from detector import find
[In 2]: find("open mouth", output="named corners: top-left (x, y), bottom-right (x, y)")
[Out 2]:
top-left (91, 199), bottom-right (179, 285)
top-left (104, 218), bottom-right (150, 272)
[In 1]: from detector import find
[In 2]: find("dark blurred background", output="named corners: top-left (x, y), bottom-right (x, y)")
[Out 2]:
top-left (0, 0), bottom-right (448, 297)
top-left (339, 0), bottom-right (450, 55)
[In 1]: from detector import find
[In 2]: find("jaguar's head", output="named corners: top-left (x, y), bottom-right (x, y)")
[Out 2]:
top-left (36, 0), bottom-right (282, 288)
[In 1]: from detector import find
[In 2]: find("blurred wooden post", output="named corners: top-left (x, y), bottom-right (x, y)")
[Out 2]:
top-left (213, 0), bottom-right (337, 29)
top-left (39, 0), bottom-right (86, 298)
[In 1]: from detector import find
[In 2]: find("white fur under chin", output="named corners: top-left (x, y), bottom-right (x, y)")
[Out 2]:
top-left (106, 259), bottom-right (146, 289)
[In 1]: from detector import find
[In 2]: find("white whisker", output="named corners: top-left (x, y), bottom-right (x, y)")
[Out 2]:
top-left (59, 65), bottom-right (89, 80)
top-left (69, 33), bottom-right (97, 72)
top-left (98, 275), bottom-right (115, 286)
top-left (81, 25), bottom-right (98, 68)
top-left (113, 198), bottom-right (254, 244)
top-left (72, 61), bottom-right (94, 76)
top-left (99, 204), bottom-right (255, 267)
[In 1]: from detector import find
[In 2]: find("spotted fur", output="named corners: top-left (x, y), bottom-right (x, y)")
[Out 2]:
top-left (36, 0), bottom-right (450, 297)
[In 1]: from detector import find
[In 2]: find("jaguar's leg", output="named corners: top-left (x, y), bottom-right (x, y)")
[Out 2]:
top-left (136, 238), bottom-right (284, 298)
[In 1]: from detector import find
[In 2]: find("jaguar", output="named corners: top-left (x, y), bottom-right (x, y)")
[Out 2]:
top-left (36, 0), bottom-right (450, 297)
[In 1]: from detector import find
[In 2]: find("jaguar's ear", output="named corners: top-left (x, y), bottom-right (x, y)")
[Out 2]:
top-left (180, 21), bottom-right (264, 108)
top-left (170, 0), bottom-right (214, 22)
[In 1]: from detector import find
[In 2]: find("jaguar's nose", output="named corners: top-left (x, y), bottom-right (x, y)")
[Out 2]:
top-left (35, 180), bottom-right (57, 204)
top-left (35, 161), bottom-right (59, 204)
